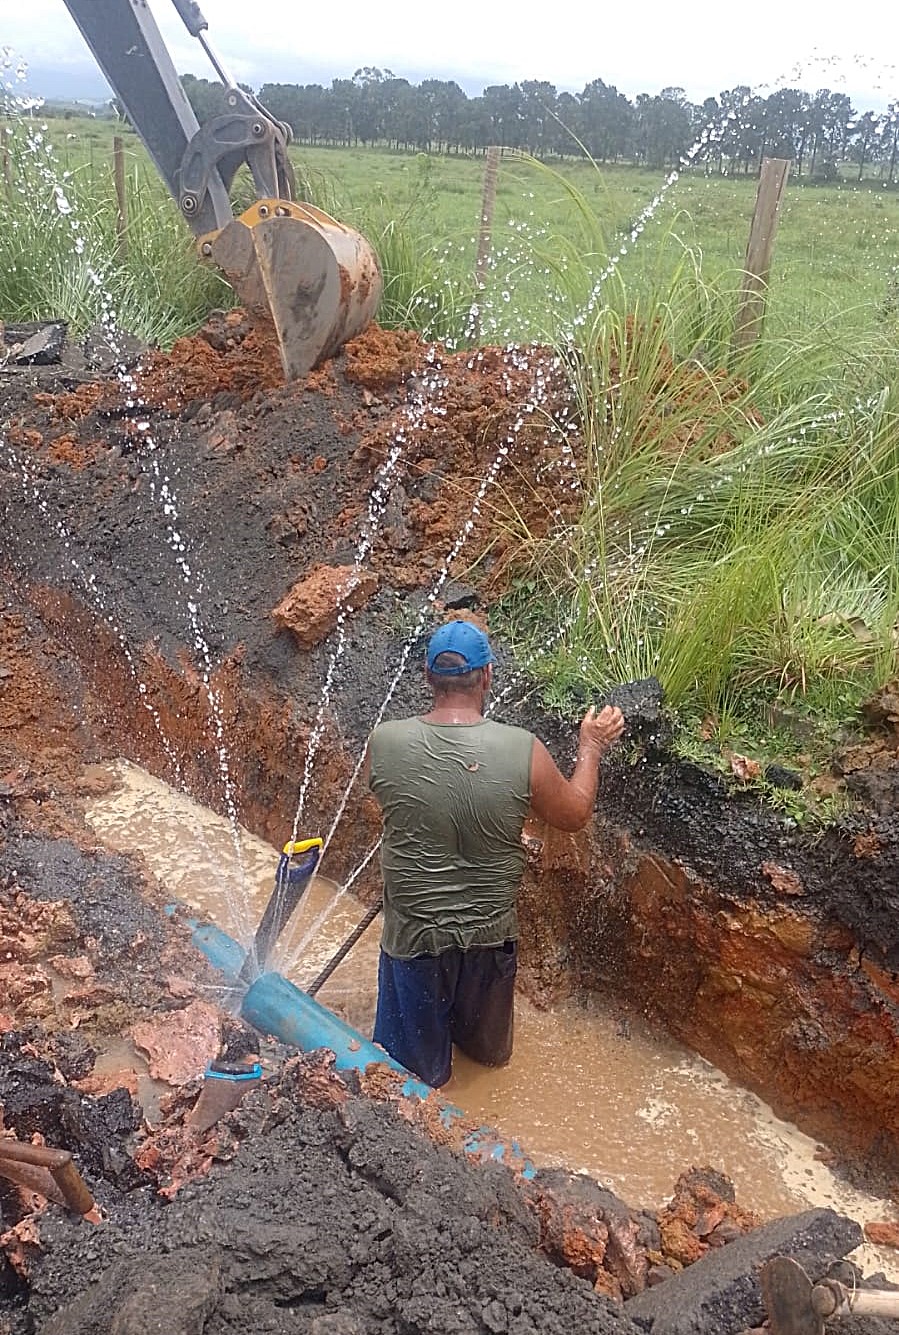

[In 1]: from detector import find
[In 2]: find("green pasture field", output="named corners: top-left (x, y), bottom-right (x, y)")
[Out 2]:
top-left (7, 115), bottom-right (899, 347)
top-left (296, 143), bottom-right (899, 344)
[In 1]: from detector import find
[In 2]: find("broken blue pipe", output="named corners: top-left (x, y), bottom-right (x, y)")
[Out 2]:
top-left (172, 909), bottom-right (536, 1178)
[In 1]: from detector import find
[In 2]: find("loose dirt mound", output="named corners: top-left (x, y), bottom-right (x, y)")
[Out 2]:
top-left (19, 318), bottom-right (580, 594)
top-left (26, 1088), bottom-right (642, 1335)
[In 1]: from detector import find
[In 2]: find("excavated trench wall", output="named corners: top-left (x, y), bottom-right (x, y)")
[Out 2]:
top-left (519, 782), bottom-right (899, 1183)
top-left (3, 320), bottom-right (899, 1192)
top-left (16, 582), bottom-right (899, 1189)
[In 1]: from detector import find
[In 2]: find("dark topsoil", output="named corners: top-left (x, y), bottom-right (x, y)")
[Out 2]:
top-left (23, 1087), bottom-right (642, 1335)
top-left (1, 317), bottom-right (899, 1332)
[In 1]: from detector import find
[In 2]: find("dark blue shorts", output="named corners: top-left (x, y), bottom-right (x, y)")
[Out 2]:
top-left (372, 941), bottom-right (518, 1087)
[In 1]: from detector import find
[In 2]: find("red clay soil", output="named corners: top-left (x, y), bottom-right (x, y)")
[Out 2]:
top-left (16, 318), bottom-right (581, 599)
top-left (273, 564), bottom-right (380, 648)
top-left (0, 600), bottom-right (98, 840)
top-left (7, 313), bottom-right (768, 606)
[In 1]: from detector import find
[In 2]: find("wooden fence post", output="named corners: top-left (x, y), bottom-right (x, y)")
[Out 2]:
top-left (470, 145), bottom-right (501, 339)
top-left (113, 134), bottom-right (128, 262)
top-left (732, 156), bottom-right (791, 355)
top-left (1, 127), bottom-right (12, 199)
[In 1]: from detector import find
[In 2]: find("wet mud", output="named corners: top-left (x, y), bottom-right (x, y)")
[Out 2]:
top-left (515, 754), bottom-right (899, 1183)
top-left (2, 317), bottom-right (899, 1330)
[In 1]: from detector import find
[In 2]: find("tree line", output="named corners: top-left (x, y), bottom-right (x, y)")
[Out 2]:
top-left (181, 70), bottom-right (899, 182)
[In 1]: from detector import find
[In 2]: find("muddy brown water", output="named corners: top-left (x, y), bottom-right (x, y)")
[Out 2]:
top-left (83, 759), bottom-right (899, 1278)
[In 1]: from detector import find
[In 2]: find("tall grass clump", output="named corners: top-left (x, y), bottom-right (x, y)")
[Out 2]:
top-left (352, 153), bottom-right (474, 345)
top-left (0, 123), bottom-right (230, 343)
top-left (494, 173), bottom-right (899, 739)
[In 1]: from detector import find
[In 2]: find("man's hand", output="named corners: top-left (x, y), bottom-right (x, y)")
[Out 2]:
top-left (529, 704), bottom-right (626, 833)
top-left (579, 704), bottom-right (625, 754)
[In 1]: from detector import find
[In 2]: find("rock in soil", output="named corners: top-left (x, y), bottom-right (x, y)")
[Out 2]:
top-left (622, 1207), bottom-right (862, 1333)
top-left (2, 322), bottom-right (67, 367)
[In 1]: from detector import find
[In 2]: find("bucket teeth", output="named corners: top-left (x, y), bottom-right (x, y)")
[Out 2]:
top-left (207, 201), bottom-right (382, 382)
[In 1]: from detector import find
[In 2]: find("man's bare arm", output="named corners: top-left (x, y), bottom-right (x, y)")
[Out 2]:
top-left (529, 706), bottom-right (625, 832)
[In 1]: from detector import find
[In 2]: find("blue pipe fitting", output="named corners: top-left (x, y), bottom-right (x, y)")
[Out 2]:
top-left (205, 1061), bottom-right (263, 1082)
top-left (242, 970), bottom-right (432, 1099)
top-left (188, 919), bottom-right (248, 979)
top-left (166, 904), bottom-right (247, 979)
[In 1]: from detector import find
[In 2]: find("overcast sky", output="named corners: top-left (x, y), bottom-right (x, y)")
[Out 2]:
top-left (3, 0), bottom-right (896, 109)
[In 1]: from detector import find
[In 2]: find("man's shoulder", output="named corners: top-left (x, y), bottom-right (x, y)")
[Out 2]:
top-left (372, 716), bottom-right (420, 733)
top-left (482, 719), bottom-right (536, 746)
top-left (369, 717), bottom-right (420, 744)
top-left (370, 717), bottom-right (535, 745)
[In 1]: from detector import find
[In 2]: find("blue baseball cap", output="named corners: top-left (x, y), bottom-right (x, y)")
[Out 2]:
top-left (426, 621), bottom-right (494, 675)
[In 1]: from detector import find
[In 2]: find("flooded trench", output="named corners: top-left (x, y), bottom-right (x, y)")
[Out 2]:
top-left (83, 759), bottom-right (899, 1277)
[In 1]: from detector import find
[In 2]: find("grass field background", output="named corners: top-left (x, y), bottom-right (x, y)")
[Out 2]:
top-left (5, 116), bottom-right (898, 346)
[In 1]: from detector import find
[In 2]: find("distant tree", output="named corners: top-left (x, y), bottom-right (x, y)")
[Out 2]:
top-left (763, 88), bottom-right (809, 166)
top-left (164, 64), bottom-right (889, 180)
top-left (882, 102), bottom-right (899, 185)
top-left (180, 73), bottom-right (229, 123)
top-left (579, 79), bottom-right (633, 162)
top-left (458, 95), bottom-right (492, 152)
top-left (713, 87), bottom-right (760, 174)
top-left (351, 67), bottom-right (393, 145)
top-left (330, 78), bottom-right (358, 145)
top-left (384, 77), bottom-right (422, 149)
top-left (482, 84), bottom-right (525, 149)
top-left (258, 83), bottom-right (335, 143)
top-left (849, 110), bottom-right (882, 182)
top-left (519, 81), bottom-right (558, 155)
top-left (695, 96), bottom-right (721, 170)
top-left (814, 90), bottom-right (854, 178)
top-left (548, 91), bottom-right (581, 156)
top-left (634, 88), bottom-right (693, 169)
top-left (419, 79), bottom-right (468, 152)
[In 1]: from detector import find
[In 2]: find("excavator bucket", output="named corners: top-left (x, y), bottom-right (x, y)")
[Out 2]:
top-left (206, 200), bottom-right (383, 381)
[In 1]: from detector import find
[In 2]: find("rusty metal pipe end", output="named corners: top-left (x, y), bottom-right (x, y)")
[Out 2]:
top-left (0, 1138), bottom-right (96, 1216)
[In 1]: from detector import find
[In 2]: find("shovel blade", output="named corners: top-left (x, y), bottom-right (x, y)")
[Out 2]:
top-left (760, 1257), bottom-right (823, 1335)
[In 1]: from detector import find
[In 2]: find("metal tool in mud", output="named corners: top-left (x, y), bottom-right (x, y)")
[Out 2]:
top-left (0, 1138), bottom-right (96, 1217)
top-left (188, 1059), bottom-right (262, 1132)
top-left (761, 1255), bottom-right (899, 1333)
top-left (237, 837), bottom-right (323, 985)
top-left (61, 0), bottom-right (382, 381)
top-left (306, 898), bottom-right (383, 998)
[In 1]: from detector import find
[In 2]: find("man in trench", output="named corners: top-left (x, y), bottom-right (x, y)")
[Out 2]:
top-left (365, 619), bottom-right (625, 1087)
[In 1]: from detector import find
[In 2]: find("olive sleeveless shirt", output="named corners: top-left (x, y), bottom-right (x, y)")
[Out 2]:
top-left (367, 717), bottom-right (535, 959)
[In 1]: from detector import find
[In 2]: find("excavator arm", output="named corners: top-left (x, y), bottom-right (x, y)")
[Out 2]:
top-left (61, 0), bottom-right (381, 379)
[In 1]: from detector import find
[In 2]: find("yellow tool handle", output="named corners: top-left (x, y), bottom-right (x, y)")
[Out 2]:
top-left (282, 837), bottom-right (323, 857)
